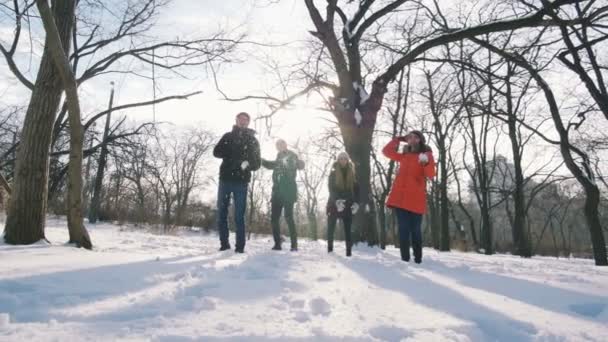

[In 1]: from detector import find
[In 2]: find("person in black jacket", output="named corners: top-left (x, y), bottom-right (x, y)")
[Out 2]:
top-left (326, 152), bottom-right (359, 257)
top-left (213, 112), bottom-right (261, 253)
top-left (262, 139), bottom-right (305, 251)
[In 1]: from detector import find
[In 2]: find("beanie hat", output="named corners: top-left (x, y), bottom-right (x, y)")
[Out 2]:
top-left (408, 130), bottom-right (426, 145)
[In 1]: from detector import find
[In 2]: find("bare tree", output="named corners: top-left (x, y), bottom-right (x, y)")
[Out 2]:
top-left (223, 0), bottom-right (585, 246)
top-left (4, 0), bottom-right (77, 245)
top-left (472, 37), bottom-right (608, 265)
top-left (36, 0), bottom-right (93, 248)
top-left (422, 61), bottom-right (463, 251)
top-left (297, 138), bottom-right (333, 240)
top-left (171, 128), bottom-right (215, 226)
top-left (1, 0), bottom-right (239, 244)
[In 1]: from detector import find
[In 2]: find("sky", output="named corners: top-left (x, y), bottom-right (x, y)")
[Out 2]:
top-left (0, 0), bottom-right (604, 203)
top-left (0, 0), bottom-right (334, 153)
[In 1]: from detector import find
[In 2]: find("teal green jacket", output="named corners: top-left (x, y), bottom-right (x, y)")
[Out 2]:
top-left (262, 150), bottom-right (305, 203)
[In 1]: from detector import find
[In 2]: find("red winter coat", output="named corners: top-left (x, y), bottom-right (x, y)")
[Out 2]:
top-left (382, 138), bottom-right (436, 214)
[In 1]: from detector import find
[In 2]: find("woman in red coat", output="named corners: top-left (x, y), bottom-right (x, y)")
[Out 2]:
top-left (382, 130), bottom-right (435, 263)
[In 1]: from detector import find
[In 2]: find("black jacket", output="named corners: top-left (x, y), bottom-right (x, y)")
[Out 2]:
top-left (213, 126), bottom-right (261, 183)
top-left (262, 150), bottom-right (305, 203)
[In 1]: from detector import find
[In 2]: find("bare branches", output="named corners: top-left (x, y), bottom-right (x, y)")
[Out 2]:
top-left (376, 0), bottom-right (587, 87)
top-left (82, 91), bottom-right (201, 132)
top-left (0, 0), bottom-right (35, 89)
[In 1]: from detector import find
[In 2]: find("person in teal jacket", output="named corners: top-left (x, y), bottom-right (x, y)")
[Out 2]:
top-left (262, 139), bottom-right (305, 251)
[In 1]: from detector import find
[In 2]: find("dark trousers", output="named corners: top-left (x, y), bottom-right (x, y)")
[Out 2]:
top-left (217, 181), bottom-right (248, 250)
top-left (271, 196), bottom-right (297, 248)
top-left (327, 213), bottom-right (353, 256)
top-left (395, 208), bottom-right (423, 262)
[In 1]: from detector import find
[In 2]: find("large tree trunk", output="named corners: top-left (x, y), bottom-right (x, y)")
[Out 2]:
top-left (4, 0), bottom-right (75, 245)
top-left (37, 0), bottom-right (91, 249)
top-left (339, 118), bottom-right (378, 246)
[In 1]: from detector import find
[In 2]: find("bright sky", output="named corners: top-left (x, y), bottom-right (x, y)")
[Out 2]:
top-left (0, 0), bottom-right (334, 154)
top-left (1, 0), bottom-right (603, 203)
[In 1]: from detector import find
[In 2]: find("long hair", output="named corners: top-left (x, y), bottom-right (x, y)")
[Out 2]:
top-left (334, 155), bottom-right (356, 192)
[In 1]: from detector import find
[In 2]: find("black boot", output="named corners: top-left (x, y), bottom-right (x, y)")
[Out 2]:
top-left (219, 244), bottom-right (231, 251)
top-left (271, 244), bottom-right (282, 251)
top-left (413, 242), bottom-right (422, 264)
top-left (400, 247), bottom-right (410, 262)
top-left (327, 240), bottom-right (333, 253)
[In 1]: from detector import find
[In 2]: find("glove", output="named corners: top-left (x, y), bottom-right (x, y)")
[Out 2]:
top-left (418, 153), bottom-right (429, 165)
top-left (335, 199), bottom-right (346, 212)
top-left (241, 161), bottom-right (249, 170)
top-left (351, 203), bottom-right (359, 214)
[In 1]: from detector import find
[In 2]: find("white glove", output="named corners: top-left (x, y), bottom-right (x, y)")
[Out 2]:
top-left (418, 153), bottom-right (429, 165)
top-left (241, 161), bottom-right (249, 170)
top-left (351, 203), bottom-right (359, 214)
top-left (335, 199), bottom-right (346, 212)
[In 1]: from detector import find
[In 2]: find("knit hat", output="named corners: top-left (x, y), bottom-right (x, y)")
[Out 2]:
top-left (408, 130), bottom-right (426, 145)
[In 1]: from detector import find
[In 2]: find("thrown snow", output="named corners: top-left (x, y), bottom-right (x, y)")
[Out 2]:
top-left (355, 108), bottom-right (363, 126)
top-left (0, 217), bottom-right (607, 341)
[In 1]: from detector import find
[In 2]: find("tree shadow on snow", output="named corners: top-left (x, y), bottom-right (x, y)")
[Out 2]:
top-left (338, 253), bottom-right (542, 342)
top-left (0, 248), bottom-right (299, 324)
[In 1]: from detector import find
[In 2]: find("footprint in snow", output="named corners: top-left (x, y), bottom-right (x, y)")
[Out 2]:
top-left (309, 297), bottom-right (331, 316)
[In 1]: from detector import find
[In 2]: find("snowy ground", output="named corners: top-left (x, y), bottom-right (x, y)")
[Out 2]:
top-left (1, 218), bottom-right (607, 342)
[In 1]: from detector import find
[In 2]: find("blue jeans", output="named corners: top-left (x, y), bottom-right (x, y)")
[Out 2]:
top-left (217, 181), bottom-right (248, 250)
top-left (395, 208), bottom-right (423, 261)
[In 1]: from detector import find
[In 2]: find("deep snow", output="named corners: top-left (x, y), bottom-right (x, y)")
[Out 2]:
top-left (1, 217), bottom-right (607, 341)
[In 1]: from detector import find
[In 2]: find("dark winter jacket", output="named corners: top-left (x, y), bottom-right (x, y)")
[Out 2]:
top-left (326, 162), bottom-right (360, 216)
top-left (213, 125), bottom-right (261, 183)
top-left (262, 150), bottom-right (305, 203)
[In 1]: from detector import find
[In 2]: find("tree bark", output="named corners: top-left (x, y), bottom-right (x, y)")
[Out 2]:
top-left (0, 172), bottom-right (10, 195)
top-left (4, 0), bottom-right (75, 245)
top-left (36, 0), bottom-right (91, 249)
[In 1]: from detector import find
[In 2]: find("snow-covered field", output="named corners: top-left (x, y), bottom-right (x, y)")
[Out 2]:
top-left (1, 218), bottom-right (607, 342)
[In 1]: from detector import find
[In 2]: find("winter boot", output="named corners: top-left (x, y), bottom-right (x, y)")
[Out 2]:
top-left (327, 240), bottom-right (333, 253)
top-left (400, 247), bottom-right (410, 262)
top-left (271, 244), bottom-right (282, 251)
top-left (413, 243), bottom-right (422, 264)
top-left (219, 244), bottom-right (231, 252)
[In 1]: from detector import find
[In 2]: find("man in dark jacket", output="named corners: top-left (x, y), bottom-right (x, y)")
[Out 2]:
top-left (262, 139), bottom-right (305, 251)
top-left (213, 112), bottom-right (261, 253)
